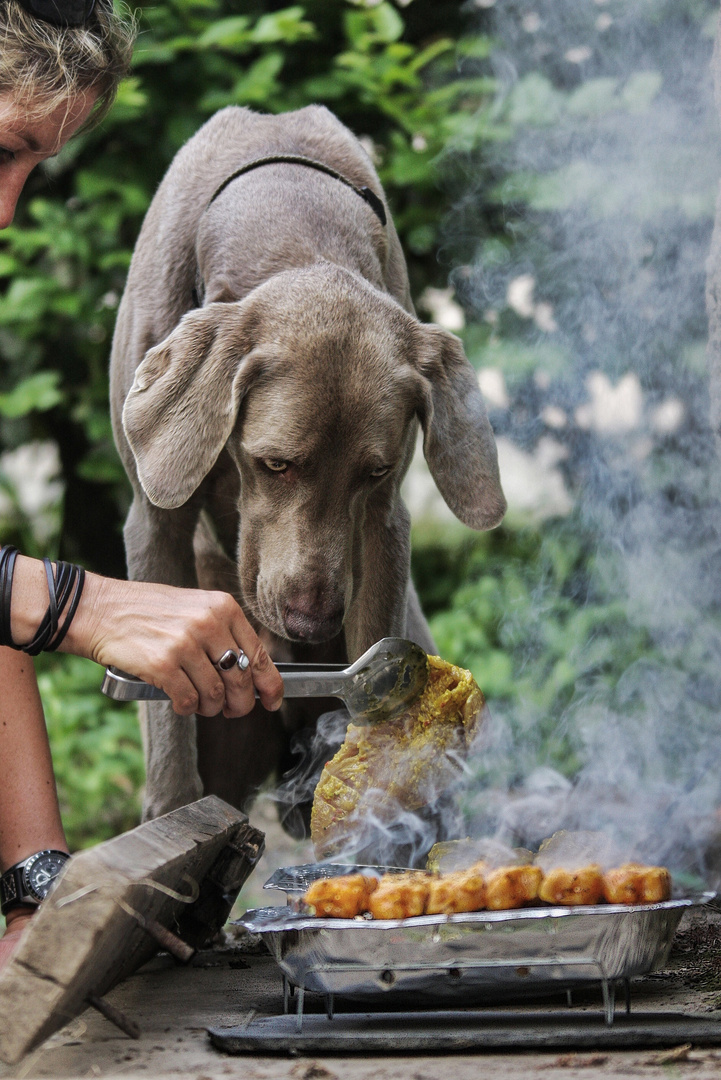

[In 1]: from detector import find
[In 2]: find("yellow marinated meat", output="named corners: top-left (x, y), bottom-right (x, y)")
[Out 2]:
top-left (538, 865), bottom-right (604, 906)
top-left (425, 864), bottom-right (487, 915)
top-left (484, 865), bottom-right (543, 910)
top-left (311, 655), bottom-right (487, 860)
top-left (366, 872), bottom-right (430, 919)
top-left (303, 873), bottom-right (378, 918)
top-left (602, 863), bottom-right (672, 904)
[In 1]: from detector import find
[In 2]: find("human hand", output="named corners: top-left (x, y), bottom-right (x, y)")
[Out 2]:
top-left (63, 574), bottom-right (284, 718)
top-left (0, 908), bottom-right (34, 973)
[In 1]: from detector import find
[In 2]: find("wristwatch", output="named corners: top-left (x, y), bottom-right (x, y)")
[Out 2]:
top-left (1, 850), bottom-right (70, 916)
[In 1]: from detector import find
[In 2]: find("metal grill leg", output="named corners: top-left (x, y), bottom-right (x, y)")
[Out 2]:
top-left (601, 978), bottom-right (616, 1026)
top-left (296, 985), bottom-right (305, 1033)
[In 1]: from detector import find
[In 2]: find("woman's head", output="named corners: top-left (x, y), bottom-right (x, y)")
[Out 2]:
top-left (0, 0), bottom-right (134, 227)
top-left (0, 0), bottom-right (135, 127)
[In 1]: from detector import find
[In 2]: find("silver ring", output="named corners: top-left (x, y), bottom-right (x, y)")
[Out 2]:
top-left (214, 649), bottom-right (239, 672)
top-left (237, 650), bottom-right (250, 671)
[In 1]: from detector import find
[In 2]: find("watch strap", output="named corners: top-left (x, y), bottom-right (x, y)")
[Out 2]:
top-left (1, 850), bottom-right (70, 916)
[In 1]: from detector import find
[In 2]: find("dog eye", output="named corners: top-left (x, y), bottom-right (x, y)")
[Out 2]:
top-left (369, 465), bottom-right (389, 479)
top-left (263, 459), bottom-right (289, 473)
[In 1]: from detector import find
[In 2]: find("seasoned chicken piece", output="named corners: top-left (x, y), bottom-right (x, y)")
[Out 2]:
top-left (484, 865), bottom-right (543, 910)
top-left (426, 864), bottom-right (486, 914)
top-left (311, 655), bottom-right (487, 861)
top-left (303, 873), bottom-right (378, 918)
top-left (367, 872), bottom-right (430, 919)
top-left (602, 864), bottom-right (672, 905)
top-left (538, 865), bottom-right (604, 906)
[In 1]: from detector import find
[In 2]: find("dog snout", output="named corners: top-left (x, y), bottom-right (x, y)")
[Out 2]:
top-left (283, 586), bottom-right (345, 642)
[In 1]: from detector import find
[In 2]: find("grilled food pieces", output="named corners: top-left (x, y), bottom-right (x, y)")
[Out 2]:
top-left (425, 864), bottom-right (486, 914)
top-left (484, 865), bottom-right (543, 910)
top-left (310, 655), bottom-right (487, 861)
top-left (367, 872), bottom-right (430, 919)
top-left (602, 863), bottom-right (672, 904)
top-left (304, 873), bottom-right (378, 918)
top-left (538, 865), bottom-right (604, 906)
top-left (301, 861), bottom-right (674, 919)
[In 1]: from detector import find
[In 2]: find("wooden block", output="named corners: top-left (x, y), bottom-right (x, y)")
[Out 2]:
top-left (0, 795), bottom-right (264, 1065)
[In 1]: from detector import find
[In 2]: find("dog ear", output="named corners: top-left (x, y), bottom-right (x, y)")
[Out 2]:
top-left (122, 301), bottom-right (261, 509)
top-left (414, 322), bottom-right (506, 530)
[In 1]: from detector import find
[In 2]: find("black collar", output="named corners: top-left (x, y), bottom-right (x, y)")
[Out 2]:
top-left (205, 154), bottom-right (387, 227)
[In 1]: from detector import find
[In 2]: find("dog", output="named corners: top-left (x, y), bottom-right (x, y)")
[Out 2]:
top-left (110, 105), bottom-right (506, 827)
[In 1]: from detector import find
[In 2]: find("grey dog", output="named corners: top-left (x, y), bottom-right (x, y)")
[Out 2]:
top-left (110, 105), bottom-right (506, 827)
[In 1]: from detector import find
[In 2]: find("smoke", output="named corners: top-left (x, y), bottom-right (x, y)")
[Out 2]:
top-left (440, 0), bottom-right (721, 885)
top-left (259, 0), bottom-right (721, 890)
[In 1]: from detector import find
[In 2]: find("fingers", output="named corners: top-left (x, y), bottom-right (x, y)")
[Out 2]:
top-left (82, 576), bottom-right (284, 718)
top-left (214, 651), bottom-right (256, 719)
top-left (151, 596), bottom-right (283, 717)
top-left (221, 624), bottom-right (284, 718)
top-left (160, 665), bottom-right (223, 717)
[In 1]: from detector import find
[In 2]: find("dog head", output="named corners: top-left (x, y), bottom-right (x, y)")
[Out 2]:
top-left (122, 263), bottom-right (505, 642)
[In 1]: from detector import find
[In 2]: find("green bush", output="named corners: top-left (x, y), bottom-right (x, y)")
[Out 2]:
top-left (36, 655), bottom-right (143, 849)
top-left (1, 0), bottom-right (498, 850)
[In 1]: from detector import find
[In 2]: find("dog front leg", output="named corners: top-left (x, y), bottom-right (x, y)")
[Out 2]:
top-left (139, 700), bottom-right (202, 821)
top-left (123, 495), bottom-right (203, 821)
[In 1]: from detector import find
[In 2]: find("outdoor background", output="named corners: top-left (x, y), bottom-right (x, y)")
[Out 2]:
top-left (1, 0), bottom-right (719, 875)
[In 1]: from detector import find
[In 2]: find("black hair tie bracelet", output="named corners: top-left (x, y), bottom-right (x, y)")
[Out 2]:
top-left (0, 546), bottom-right (85, 653)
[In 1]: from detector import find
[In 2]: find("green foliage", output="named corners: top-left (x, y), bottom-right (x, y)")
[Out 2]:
top-left (0, 372), bottom-right (63, 419)
top-left (414, 520), bottom-right (656, 777)
top-left (0, 0), bottom-right (491, 576)
top-left (0, 0), bottom-right (497, 848)
top-left (36, 655), bottom-right (143, 849)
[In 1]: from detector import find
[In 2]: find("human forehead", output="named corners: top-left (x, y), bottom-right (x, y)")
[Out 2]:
top-left (0, 90), bottom-right (95, 155)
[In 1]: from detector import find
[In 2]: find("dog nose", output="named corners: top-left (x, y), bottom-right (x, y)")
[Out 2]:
top-left (283, 589), bottom-right (345, 642)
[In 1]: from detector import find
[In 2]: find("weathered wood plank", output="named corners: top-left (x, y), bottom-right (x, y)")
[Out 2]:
top-left (0, 796), bottom-right (264, 1065)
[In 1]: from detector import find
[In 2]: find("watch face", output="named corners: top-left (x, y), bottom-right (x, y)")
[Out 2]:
top-left (22, 851), bottom-right (68, 902)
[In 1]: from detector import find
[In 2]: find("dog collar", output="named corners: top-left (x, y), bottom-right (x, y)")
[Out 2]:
top-left (205, 154), bottom-right (387, 227)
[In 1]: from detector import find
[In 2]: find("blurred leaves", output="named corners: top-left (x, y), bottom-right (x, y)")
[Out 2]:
top-left (0, 372), bottom-right (63, 419)
top-left (418, 520), bottom-right (657, 777)
top-left (37, 656), bottom-right (143, 848)
top-left (0, 0), bottom-right (490, 845)
top-left (0, 0), bottom-right (488, 576)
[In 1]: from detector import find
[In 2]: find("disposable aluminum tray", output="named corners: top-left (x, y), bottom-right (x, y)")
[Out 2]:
top-left (238, 864), bottom-right (715, 1011)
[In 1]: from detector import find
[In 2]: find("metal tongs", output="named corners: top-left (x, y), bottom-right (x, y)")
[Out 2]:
top-left (101, 637), bottom-right (429, 721)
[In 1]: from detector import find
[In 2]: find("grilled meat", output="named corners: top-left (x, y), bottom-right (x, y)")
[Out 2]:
top-left (304, 873), bottom-right (378, 918)
top-left (484, 865), bottom-right (543, 910)
top-left (538, 864), bottom-right (604, 906)
top-left (367, 872), bottom-right (430, 919)
top-left (425, 864), bottom-right (487, 915)
top-left (311, 655), bottom-right (487, 861)
top-left (602, 863), bottom-right (672, 904)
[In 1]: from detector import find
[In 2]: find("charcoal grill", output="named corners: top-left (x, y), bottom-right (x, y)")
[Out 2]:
top-left (214, 863), bottom-right (718, 1047)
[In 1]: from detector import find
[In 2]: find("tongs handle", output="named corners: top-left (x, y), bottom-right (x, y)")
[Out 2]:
top-left (101, 661), bottom-right (350, 702)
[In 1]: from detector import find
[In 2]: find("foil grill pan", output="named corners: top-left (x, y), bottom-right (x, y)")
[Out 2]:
top-left (237, 864), bottom-right (716, 1003)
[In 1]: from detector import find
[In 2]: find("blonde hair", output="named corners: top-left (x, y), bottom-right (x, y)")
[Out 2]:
top-left (0, 0), bottom-right (136, 127)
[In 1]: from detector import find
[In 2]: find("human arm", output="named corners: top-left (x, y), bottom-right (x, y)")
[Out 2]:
top-left (8, 553), bottom-right (284, 719)
top-left (0, 646), bottom-right (67, 970)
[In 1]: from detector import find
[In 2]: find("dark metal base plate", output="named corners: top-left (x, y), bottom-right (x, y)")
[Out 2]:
top-left (209, 1009), bottom-right (721, 1055)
